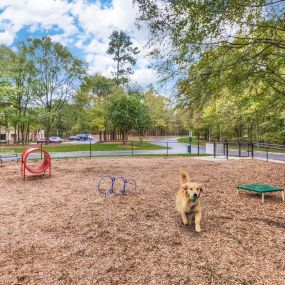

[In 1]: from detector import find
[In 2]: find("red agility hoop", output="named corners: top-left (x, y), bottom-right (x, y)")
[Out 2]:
top-left (21, 146), bottom-right (51, 179)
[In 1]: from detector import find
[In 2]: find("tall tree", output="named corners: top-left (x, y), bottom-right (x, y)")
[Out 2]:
top-left (75, 75), bottom-right (119, 138)
top-left (107, 30), bottom-right (139, 86)
top-left (107, 93), bottom-right (151, 143)
top-left (144, 88), bottom-right (170, 135)
top-left (80, 74), bottom-right (117, 99)
top-left (24, 36), bottom-right (86, 140)
top-left (0, 44), bottom-right (37, 144)
top-left (135, 0), bottom-right (284, 81)
top-left (135, 0), bottom-right (285, 143)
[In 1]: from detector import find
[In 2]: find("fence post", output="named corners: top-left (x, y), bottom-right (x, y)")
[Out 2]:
top-left (251, 142), bottom-right (254, 159)
top-left (226, 141), bottom-right (229, 160)
top-left (40, 142), bottom-right (43, 159)
top-left (167, 142), bottom-right (169, 157)
top-left (266, 147), bottom-right (268, 162)
top-left (89, 139), bottom-right (91, 158)
top-left (238, 141), bottom-right (241, 157)
top-left (131, 141), bottom-right (134, 157)
top-left (187, 144), bottom-right (192, 155)
top-left (198, 141), bottom-right (200, 156)
top-left (214, 141), bottom-right (216, 158)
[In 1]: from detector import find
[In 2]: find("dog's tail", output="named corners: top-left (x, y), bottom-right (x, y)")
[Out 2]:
top-left (179, 168), bottom-right (190, 184)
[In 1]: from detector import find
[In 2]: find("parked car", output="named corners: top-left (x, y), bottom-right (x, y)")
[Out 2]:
top-left (67, 136), bottom-right (80, 141)
top-left (37, 136), bottom-right (63, 144)
top-left (76, 134), bottom-right (92, 141)
top-left (37, 137), bottom-right (48, 144)
top-left (48, 136), bottom-right (63, 143)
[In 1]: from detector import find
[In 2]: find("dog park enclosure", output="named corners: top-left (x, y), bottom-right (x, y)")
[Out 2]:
top-left (0, 157), bottom-right (284, 284)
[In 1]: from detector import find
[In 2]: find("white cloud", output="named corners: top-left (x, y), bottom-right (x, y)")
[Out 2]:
top-left (70, 0), bottom-right (137, 38)
top-left (86, 53), bottom-right (115, 75)
top-left (130, 68), bottom-right (158, 87)
top-left (0, 0), bottom-right (158, 88)
top-left (0, 30), bottom-right (13, 45)
top-left (0, 0), bottom-right (76, 38)
top-left (84, 38), bottom-right (109, 55)
top-left (49, 33), bottom-right (72, 46)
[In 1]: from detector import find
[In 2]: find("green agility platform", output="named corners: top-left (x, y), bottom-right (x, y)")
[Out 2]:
top-left (236, 183), bottom-right (284, 203)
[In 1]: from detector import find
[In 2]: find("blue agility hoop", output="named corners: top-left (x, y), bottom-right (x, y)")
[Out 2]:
top-left (98, 175), bottom-right (113, 196)
top-left (98, 175), bottom-right (138, 196)
top-left (113, 176), bottom-right (126, 195)
top-left (125, 178), bottom-right (138, 194)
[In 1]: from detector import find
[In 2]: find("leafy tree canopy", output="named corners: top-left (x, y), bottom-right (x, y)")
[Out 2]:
top-left (107, 30), bottom-right (140, 86)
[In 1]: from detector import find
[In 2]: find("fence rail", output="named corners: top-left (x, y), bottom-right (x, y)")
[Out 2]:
top-left (210, 141), bottom-right (285, 162)
top-left (0, 139), bottom-right (285, 162)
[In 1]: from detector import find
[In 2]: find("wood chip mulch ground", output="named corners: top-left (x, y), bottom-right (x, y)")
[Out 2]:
top-left (0, 157), bottom-right (284, 285)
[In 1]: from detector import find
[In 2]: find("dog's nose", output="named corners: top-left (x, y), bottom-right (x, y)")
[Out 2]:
top-left (193, 193), bottom-right (198, 197)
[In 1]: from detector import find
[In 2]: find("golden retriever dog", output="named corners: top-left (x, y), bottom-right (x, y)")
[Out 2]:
top-left (176, 169), bottom-right (203, 232)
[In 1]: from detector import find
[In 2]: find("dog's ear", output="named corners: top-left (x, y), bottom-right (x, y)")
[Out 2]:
top-left (181, 184), bottom-right (189, 196)
top-left (179, 169), bottom-right (190, 184)
top-left (181, 184), bottom-right (187, 191)
top-left (199, 186), bottom-right (204, 193)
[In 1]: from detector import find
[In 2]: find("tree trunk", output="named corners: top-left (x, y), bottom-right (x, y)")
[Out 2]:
top-left (208, 125), bottom-right (211, 142)
top-left (255, 120), bottom-right (259, 141)
top-left (21, 128), bottom-right (25, 146)
top-left (218, 124), bottom-right (222, 142)
top-left (123, 130), bottom-right (129, 145)
top-left (14, 126), bottom-right (17, 144)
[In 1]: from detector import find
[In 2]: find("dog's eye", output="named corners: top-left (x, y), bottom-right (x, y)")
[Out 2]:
top-left (190, 188), bottom-right (192, 190)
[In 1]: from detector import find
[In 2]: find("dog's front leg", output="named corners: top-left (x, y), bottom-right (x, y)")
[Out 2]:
top-left (181, 212), bottom-right (189, 225)
top-left (187, 212), bottom-right (193, 225)
top-left (194, 211), bottom-right (201, 232)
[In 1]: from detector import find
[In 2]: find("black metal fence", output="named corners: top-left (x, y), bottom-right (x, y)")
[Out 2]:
top-left (209, 141), bottom-right (285, 162)
top-left (45, 140), bottom-right (285, 162)
top-left (1, 139), bottom-right (285, 163)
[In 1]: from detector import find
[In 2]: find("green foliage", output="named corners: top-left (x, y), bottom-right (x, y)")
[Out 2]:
top-left (135, 0), bottom-right (285, 143)
top-left (80, 74), bottom-right (117, 98)
top-left (144, 88), bottom-right (190, 132)
top-left (71, 75), bottom-right (123, 134)
top-left (24, 36), bottom-right (86, 138)
top-left (107, 30), bottom-right (140, 85)
top-left (90, 98), bottom-right (108, 131)
top-left (0, 44), bottom-right (38, 143)
top-left (107, 93), bottom-right (152, 141)
top-left (144, 89), bottom-right (169, 129)
top-left (135, 0), bottom-right (284, 74)
top-left (0, 37), bottom-right (86, 142)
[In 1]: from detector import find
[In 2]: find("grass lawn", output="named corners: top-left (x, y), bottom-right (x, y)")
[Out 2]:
top-left (0, 141), bottom-right (166, 154)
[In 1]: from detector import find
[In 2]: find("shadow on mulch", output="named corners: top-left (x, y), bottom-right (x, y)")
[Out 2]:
top-left (24, 174), bottom-right (50, 181)
top-left (250, 218), bottom-right (285, 229)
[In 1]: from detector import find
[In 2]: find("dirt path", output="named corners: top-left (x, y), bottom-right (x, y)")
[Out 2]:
top-left (0, 157), bottom-right (284, 285)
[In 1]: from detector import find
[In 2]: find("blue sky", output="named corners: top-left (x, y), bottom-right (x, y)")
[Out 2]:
top-left (0, 0), bottom-right (159, 89)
